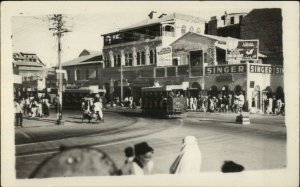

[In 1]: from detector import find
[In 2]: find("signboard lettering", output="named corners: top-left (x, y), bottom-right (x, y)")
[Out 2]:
top-left (250, 65), bottom-right (283, 74)
top-left (216, 74), bottom-right (234, 82)
top-left (156, 46), bottom-right (172, 66)
top-left (227, 40), bottom-right (259, 61)
top-left (205, 64), bottom-right (247, 75)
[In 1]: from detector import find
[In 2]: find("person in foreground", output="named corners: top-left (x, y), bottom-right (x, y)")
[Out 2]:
top-left (170, 135), bottom-right (202, 174)
top-left (122, 142), bottom-right (154, 175)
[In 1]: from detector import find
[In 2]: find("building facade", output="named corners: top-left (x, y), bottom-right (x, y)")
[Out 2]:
top-left (13, 52), bottom-right (46, 93)
top-left (170, 32), bottom-right (283, 112)
top-left (205, 8), bottom-right (283, 65)
top-left (61, 49), bottom-right (104, 87)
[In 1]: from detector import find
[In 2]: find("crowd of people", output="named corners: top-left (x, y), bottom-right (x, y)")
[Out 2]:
top-left (110, 96), bottom-right (135, 109)
top-left (81, 94), bottom-right (104, 123)
top-left (185, 92), bottom-right (245, 114)
top-left (263, 96), bottom-right (285, 115)
top-left (14, 93), bottom-right (51, 127)
top-left (185, 93), bottom-right (284, 115)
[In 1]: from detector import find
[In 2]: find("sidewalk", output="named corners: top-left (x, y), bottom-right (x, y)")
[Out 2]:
top-left (186, 111), bottom-right (286, 134)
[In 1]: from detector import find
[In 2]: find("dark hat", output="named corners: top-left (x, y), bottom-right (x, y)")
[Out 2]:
top-left (134, 142), bottom-right (153, 156)
top-left (221, 161), bottom-right (244, 173)
top-left (124, 146), bottom-right (134, 157)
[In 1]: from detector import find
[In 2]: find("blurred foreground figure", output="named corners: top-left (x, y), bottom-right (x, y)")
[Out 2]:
top-left (170, 136), bottom-right (202, 174)
top-left (121, 142), bottom-right (154, 175)
top-left (221, 161), bottom-right (244, 173)
top-left (30, 148), bottom-right (119, 178)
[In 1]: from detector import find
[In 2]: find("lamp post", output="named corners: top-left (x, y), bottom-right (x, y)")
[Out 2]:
top-left (120, 63), bottom-right (123, 102)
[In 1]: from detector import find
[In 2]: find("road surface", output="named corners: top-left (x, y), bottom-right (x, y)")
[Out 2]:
top-left (15, 109), bottom-right (286, 178)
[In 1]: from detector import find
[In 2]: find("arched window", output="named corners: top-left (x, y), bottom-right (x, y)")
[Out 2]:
top-left (137, 52), bottom-right (141, 65)
top-left (117, 55), bottom-right (121, 67)
top-left (150, 50), bottom-right (154, 64)
top-left (128, 53), bottom-right (133, 66)
top-left (125, 54), bottom-right (128, 66)
top-left (189, 26), bottom-right (194, 32)
top-left (181, 25), bottom-right (186, 34)
top-left (141, 51), bottom-right (146, 65)
top-left (114, 55), bottom-right (117, 67)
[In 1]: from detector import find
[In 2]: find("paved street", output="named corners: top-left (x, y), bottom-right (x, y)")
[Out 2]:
top-left (15, 109), bottom-right (286, 178)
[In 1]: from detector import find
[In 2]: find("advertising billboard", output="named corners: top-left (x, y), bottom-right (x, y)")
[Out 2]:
top-left (156, 46), bottom-right (172, 66)
top-left (227, 40), bottom-right (259, 61)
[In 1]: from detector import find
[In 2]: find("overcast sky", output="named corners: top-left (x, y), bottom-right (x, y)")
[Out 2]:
top-left (10, 1), bottom-right (288, 67)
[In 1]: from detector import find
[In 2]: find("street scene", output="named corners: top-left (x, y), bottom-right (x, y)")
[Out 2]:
top-left (9, 1), bottom-right (290, 182)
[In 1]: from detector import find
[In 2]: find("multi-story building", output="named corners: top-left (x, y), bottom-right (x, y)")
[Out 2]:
top-left (13, 52), bottom-right (46, 93)
top-left (99, 12), bottom-right (206, 101)
top-left (205, 8), bottom-right (283, 65)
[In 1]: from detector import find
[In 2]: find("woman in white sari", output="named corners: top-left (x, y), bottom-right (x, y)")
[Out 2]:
top-left (170, 136), bottom-right (202, 174)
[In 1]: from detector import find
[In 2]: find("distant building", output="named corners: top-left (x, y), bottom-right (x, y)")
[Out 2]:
top-left (61, 49), bottom-right (104, 87)
top-left (205, 8), bottom-right (283, 65)
top-left (13, 52), bottom-right (46, 93)
top-left (240, 8), bottom-right (283, 65)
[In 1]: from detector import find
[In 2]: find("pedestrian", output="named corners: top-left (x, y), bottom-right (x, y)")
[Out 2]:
top-left (30, 98), bottom-right (38, 118)
top-left (93, 98), bottom-right (103, 122)
top-left (267, 97), bottom-right (273, 114)
top-left (193, 97), bottom-right (197, 112)
top-left (276, 98), bottom-right (283, 115)
top-left (14, 98), bottom-right (24, 127)
top-left (120, 146), bottom-right (135, 175)
top-left (236, 91), bottom-right (245, 114)
top-left (42, 96), bottom-right (50, 117)
top-left (121, 142), bottom-right (154, 175)
top-left (189, 97), bottom-right (194, 111)
top-left (170, 136), bottom-right (202, 174)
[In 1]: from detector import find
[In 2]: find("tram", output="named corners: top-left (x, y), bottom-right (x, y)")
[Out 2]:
top-left (63, 86), bottom-right (106, 109)
top-left (141, 84), bottom-right (187, 118)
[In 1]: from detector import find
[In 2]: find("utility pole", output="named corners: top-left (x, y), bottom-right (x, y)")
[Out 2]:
top-left (49, 14), bottom-right (71, 125)
top-left (120, 62), bottom-right (123, 102)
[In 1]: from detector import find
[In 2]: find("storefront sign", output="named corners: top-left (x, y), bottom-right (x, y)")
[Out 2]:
top-left (205, 64), bottom-right (247, 75)
top-left (216, 74), bottom-right (234, 82)
top-left (227, 40), bottom-right (259, 61)
top-left (156, 46), bottom-right (172, 66)
top-left (249, 65), bottom-right (283, 74)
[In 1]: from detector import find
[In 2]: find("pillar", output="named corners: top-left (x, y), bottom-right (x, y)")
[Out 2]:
top-left (74, 67), bottom-right (77, 81)
top-left (109, 50), bottom-right (114, 67)
top-left (132, 47), bottom-right (137, 67)
top-left (120, 50), bottom-right (125, 67)
top-left (145, 46), bottom-right (150, 66)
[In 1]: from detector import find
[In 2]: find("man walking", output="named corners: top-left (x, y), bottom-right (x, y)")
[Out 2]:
top-left (14, 98), bottom-right (24, 127)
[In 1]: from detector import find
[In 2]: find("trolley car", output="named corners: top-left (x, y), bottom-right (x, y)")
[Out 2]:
top-left (141, 84), bottom-right (187, 118)
top-left (63, 87), bottom-right (106, 109)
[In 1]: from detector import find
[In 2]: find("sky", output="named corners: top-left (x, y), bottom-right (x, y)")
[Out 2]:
top-left (10, 1), bottom-right (288, 67)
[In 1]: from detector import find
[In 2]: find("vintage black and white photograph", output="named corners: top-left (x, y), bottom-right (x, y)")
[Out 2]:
top-left (1, 1), bottom-right (299, 186)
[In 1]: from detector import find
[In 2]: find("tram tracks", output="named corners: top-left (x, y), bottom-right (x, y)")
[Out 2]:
top-left (15, 117), bottom-right (182, 158)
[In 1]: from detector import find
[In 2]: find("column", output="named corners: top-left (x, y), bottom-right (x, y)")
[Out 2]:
top-left (74, 67), bottom-right (77, 81)
top-left (120, 50), bottom-right (125, 67)
top-left (145, 46), bottom-right (150, 66)
top-left (132, 47), bottom-right (137, 67)
top-left (213, 46), bottom-right (218, 65)
top-left (109, 50), bottom-right (114, 67)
